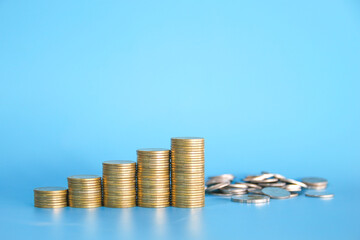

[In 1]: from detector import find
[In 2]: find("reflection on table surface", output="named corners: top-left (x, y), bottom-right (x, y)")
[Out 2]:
top-left (10, 193), bottom-right (356, 240)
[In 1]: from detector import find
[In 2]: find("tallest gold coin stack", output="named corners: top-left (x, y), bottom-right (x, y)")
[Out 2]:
top-left (171, 137), bottom-right (205, 208)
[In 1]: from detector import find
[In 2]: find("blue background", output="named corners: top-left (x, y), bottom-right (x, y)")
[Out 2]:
top-left (1, 0), bottom-right (359, 239)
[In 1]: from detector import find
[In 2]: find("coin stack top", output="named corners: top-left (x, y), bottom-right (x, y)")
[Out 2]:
top-left (103, 160), bottom-right (136, 208)
top-left (68, 175), bottom-right (102, 208)
top-left (137, 148), bottom-right (170, 208)
top-left (34, 187), bottom-right (68, 208)
top-left (171, 137), bottom-right (205, 208)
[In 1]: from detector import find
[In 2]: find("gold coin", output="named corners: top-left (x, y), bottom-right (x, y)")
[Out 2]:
top-left (137, 178), bottom-right (170, 182)
top-left (103, 169), bottom-right (136, 172)
top-left (68, 195), bottom-right (102, 198)
top-left (68, 184), bottom-right (101, 188)
top-left (103, 160), bottom-right (135, 165)
top-left (137, 202), bottom-right (170, 205)
top-left (137, 203), bottom-right (170, 208)
top-left (68, 175), bottom-right (101, 180)
top-left (171, 191), bottom-right (204, 196)
top-left (103, 172), bottom-right (136, 176)
top-left (104, 186), bottom-right (135, 189)
top-left (35, 205), bottom-right (67, 208)
top-left (138, 188), bottom-right (170, 193)
top-left (104, 195), bottom-right (136, 199)
top-left (34, 202), bottom-right (68, 206)
top-left (68, 190), bottom-right (101, 194)
top-left (103, 179), bottom-right (134, 183)
top-left (104, 198), bottom-right (135, 202)
top-left (104, 204), bottom-right (136, 208)
top-left (137, 198), bottom-right (170, 202)
top-left (137, 148), bottom-right (169, 152)
top-left (34, 187), bottom-right (67, 192)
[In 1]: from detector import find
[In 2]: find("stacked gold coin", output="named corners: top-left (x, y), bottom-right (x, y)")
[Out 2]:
top-left (171, 137), bottom-right (205, 208)
top-left (68, 175), bottom-right (102, 208)
top-left (137, 148), bottom-right (170, 208)
top-left (103, 160), bottom-right (136, 208)
top-left (34, 187), bottom-right (68, 208)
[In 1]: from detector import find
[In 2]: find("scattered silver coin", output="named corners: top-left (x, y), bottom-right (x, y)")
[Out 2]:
top-left (243, 175), bottom-right (257, 182)
top-left (221, 187), bottom-right (247, 195)
top-left (280, 178), bottom-right (307, 188)
top-left (273, 173), bottom-right (286, 180)
top-left (250, 173), bottom-right (274, 181)
top-left (302, 177), bottom-right (328, 189)
top-left (207, 192), bottom-right (232, 197)
top-left (283, 184), bottom-right (302, 192)
top-left (231, 194), bottom-right (270, 204)
top-left (207, 172), bottom-right (332, 204)
top-left (289, 192), bottom-right (299, 198)
top-left (302, 177), bottom-right (327, 185)
top-left (241, 182), bottom-right (262, 189)
top-left (307, 185), bottom-right (327, 190)
top-left (247, 188), bottom-right (263, 194)
top-left (206, 174), bottom-right (234, 185)
top-left (305, 190), bottom-right (334, 198)
top-left (228, 183), bottom-right (248, 189)
top-left (251, 178), bottom-right (278, 183)
top-left (259, 182), bottom-right (286, 187)
top-left (262, 187), bottom-right (291, 199)
top-left (206, 181), bottom-right (230, 191)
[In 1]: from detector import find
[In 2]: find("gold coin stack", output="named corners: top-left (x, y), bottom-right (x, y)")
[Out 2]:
top-left (171, 137), bottom-right (205, 208)
top-left (103, 160), bottom-right (136, 208)
top-left (34, 187), bottom-right (68, 208)
top-left (68, 175), bottom-right (102, 208)
top-left (137, 148), bottom-right (170, 208)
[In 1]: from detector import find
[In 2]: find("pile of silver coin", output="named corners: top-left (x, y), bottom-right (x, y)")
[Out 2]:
top-left (206, 172), bottom-right (334, 204)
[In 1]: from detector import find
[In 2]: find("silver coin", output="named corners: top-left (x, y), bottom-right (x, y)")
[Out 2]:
top-left (305, 190), bottom-right (334, 198)
top-left (307, 185), bottom-right (327, 190)
top-left (281, 178), bottom-right (307, 188)
top-left (208, 174), bottom-right (234, 181)
top-left (301, 177), bottom-right (327, 186)
top-left (283, 184), bottom-right (302, 192)
top-left (243, 176), bottom-right (257, 182)
top-left (273, 173), bottom-right (286, 180)
top-left (262, 187), bottom-right (291, 199)
top-left (250, 173), bottom-right (275, 181)
top-left (231, 194), bottom-right (270, 204)
top-left (206, 178), bottom-right (224, 186)
top-left (228, 183), bottom-right (248, 189)
top-left (221, 187), bottom-right (247, 195)
top-left (242, 183), bottom-right (262, 189)
top-left (207, 192), bottom-right (232, 197)
top-left (206, 174), bottom-right (234, 185)
top-left (247, 188), bottom-right (263, 194)
top-left (206, 181), bottom-right (230, 191)
top-left (289, 192), bottom-right (299, 198)
top-left (259, 182), bottom-right (286, 187)
top-left (251, 178), bottom-right (278, 183)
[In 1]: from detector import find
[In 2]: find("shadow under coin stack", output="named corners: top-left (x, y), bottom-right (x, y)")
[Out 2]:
top-left (137, 148), bottom-right (170, 208)
top-left (171, 137), bottom-right (205, 208)
top-left (34, 187), bottom-right (68, 208)
top-left (102, 160), bottom-right (136, 208)
top-left (68, 175), bottom-right (102, 208)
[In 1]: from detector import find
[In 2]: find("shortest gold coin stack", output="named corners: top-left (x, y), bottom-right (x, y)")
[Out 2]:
top-left (68, 175), bottom-right (102, 208)
top-left (34, 187), bottom-right (68, 208)
top-left (103, 160), bottom-right (136, 208)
